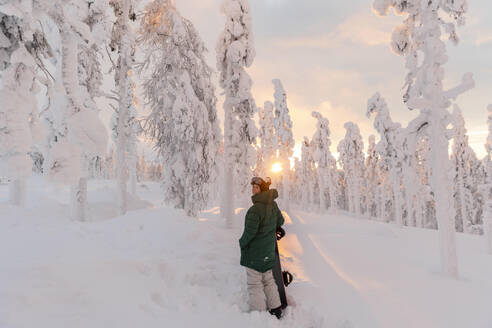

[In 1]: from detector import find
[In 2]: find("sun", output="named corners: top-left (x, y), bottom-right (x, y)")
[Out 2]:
top-left (271, 162), bottom-right (283, 173)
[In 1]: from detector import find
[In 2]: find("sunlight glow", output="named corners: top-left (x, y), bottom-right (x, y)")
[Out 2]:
top-left (271, 162), bottom-right (283, 173)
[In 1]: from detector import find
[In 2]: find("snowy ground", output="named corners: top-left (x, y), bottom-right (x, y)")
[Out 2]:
top-left (1, 177), bottom-right (492, 328)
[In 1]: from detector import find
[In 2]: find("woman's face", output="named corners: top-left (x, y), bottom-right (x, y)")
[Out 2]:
top-left (252, 184), bottom-right (261, 195)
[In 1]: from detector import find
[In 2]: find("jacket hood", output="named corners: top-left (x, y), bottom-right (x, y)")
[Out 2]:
top-left (251, 189), bottom-right (278, 205)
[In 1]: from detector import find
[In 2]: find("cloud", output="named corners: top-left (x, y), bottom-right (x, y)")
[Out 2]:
top-left (274, 12), bottom-right (397, 49)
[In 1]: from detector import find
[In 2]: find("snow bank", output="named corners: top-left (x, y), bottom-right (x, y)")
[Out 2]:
top-left (1, 177), bottom-right (491, 328)
top-left (0, 178), bottom-right (322, 328)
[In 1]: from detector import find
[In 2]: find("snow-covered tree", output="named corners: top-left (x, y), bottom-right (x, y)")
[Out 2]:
top-left (0, 1), bottom-right (51, 74)
top-left (451, 105), bottom-right (480, 233)
top-left (273, 79), bottom-right (294, 207)
top-left (0, 1), bottom-right (52, 206)
top-left (0, 49), bottom-right (42, 205)
top-left (415, 136), bottom-right (434, 229)
top-left (291, 157), bottom-right (302, 204)
top-left (311, 111), bottom-right (337, 212)
top-left (110, 71), bottom-right (140, 197)
top-left (109, 0), bottom-right (137, 215)
top-left (376, 161), bottom-right (391, 222)
top-left (476, 105), bottom-right (492, 251)
top-left (256, 101), bottom-right (276, 177)
top-left (367, 92), bottom-right (403, 226)
top-left (216, 0), bottom-right (257, 224)
top-left (300, 136), bottom-right (317, 210)
top-left (399, 124), bottom-right (425, 227)
top-left (373, 0), bottom-right (475, 277)
top-left (138, 0), bottom-right (220, 217)
top-left (41, 0), bottom-right (109, 220)
top-left (484, 105), bottom-right (492, 184)
top-left (365, 135), bottom-right (380, 218)
top-left (479, 184), bottom-right (492, 255)
top-left (337, 122), bottom-right (365, 216)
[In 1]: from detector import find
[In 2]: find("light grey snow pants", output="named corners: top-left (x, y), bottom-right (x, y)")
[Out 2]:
top-left (246, 268), bottom-right (281, 312)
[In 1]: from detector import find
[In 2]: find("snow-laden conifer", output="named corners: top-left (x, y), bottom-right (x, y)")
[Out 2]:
top-left (273, 79), bottom-right (294, 207)
top-left (373, 0), bottom-right (474, 277)
top-left (366, 135), bottom-right (381, 218)
top-left (216, 0), bottom-right (257, 224)
top-left (414, 136), bottom-right (434, 228)
top-left (451, 106), bottom-right (480, 233)
top-left (484, 105), bottom-right (492, 184)
top-left (256, 101), bottom-right (276, 177)
top-left (0, 50), bottom-right (42, 205)
top-left (481, 105), bottom-right (492, 253)
top-left (480, 184), bottom-right (492, 255)
top-left (367, 93), bottom-right (403, 226)
top-left (0, 1), bottom-right (52, 206)
top-left (483, 198), bottom-right (492, 254)
top-left (399, 125), bottom-right (424, 227)
top-left (41, 0), bottom-right (108, 221)
top-left (337, 122), bottom-right (365, 216)
top-left (138, 0), bottom-right (220, 217)
top-left (311, 111), bottom-right (337, 212)
top-left (300, 137), bottom-right (317, 210)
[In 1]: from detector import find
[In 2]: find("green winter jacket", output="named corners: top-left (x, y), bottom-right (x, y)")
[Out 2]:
top-left (239, 189), bottom-right (285, 273)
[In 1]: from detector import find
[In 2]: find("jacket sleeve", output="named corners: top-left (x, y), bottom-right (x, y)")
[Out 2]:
top-left (274, 202), bottom-right (284, 227)
top-left (239, 209), bottom-right (260, 250)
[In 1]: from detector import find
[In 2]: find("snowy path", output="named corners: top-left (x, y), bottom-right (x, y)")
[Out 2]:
top-left (281, 209), bottom-right (492, 328)
top-left (280, 210), bottom-right (379, 327)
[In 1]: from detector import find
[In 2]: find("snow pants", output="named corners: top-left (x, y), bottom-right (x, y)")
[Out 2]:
top-left (246, 268), bottom-right (281, 312)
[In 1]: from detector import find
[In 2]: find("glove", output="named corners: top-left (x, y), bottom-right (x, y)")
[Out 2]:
top-left (276, 226), bottom-right (285, 240)
top-left (282, 271), bottom-right (293, 287)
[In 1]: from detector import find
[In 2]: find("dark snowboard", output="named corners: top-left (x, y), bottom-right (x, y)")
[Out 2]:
top-left (272, 234), bottom-right (293, 309)
top-left (272, 241), bottom-right (288, 309)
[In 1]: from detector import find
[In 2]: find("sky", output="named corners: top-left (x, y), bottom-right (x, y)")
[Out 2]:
top-left (172, 0), bottom-right (492, 159)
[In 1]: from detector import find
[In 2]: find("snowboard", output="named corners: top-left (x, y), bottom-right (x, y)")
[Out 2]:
top-left (272, 232), bottom-right (293, 309)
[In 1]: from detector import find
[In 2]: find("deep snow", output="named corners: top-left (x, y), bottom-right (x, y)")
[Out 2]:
top-left (1, 177), bottom-right (491, 328)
